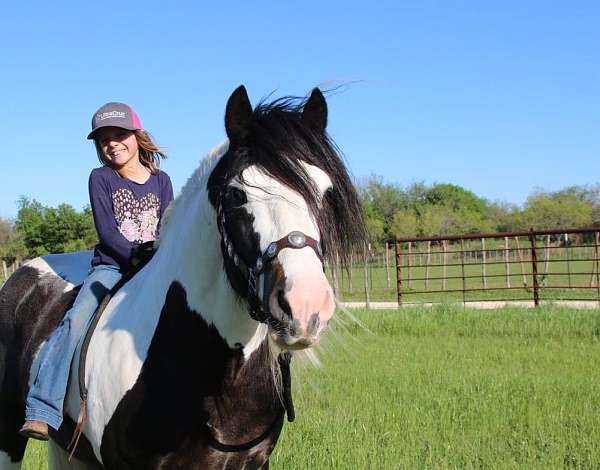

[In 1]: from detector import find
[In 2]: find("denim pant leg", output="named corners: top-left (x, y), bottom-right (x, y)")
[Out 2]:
top-left (25, 264), bottom-right (122, 430)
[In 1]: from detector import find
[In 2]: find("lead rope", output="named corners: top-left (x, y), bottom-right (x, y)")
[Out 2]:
top-left (278, 351), bottom-right (295, 422)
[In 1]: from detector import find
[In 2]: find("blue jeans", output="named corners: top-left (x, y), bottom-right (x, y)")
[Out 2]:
top-left (25, 264), bottom-right (122, 430)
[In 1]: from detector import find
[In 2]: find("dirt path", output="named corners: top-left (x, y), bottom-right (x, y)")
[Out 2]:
top-left (340, 300), bottom-right (600, 310)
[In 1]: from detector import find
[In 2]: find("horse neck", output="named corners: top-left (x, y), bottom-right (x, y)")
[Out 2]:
top-left (207, 339), bottom-right (283, 442)
top-left (154, 172), bottom-right (265, 352)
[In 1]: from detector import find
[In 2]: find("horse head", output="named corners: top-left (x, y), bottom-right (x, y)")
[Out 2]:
top-left (207, 86), bottom-right (365, 351)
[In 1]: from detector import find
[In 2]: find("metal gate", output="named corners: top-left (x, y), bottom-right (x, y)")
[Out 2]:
top-left (394, 228), bottom-right (600, 306)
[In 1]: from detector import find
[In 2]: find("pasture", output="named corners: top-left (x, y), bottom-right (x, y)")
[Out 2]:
top-left (22, 305), bottom-right (600, 469)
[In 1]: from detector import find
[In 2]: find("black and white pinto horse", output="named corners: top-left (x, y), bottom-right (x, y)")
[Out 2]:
top-left (0, 86), bottom-right (365, 469)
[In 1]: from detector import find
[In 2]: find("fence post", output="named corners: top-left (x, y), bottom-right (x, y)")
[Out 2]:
top-left (348, 251), bottom-right (354, 293)
top-left (332, 253), bottom-right (340, 300)
top-left (542, 234), bottom-right (551, 287)
top-left (395, 239), bottom-right (402, 307)
top-left (515, 236), bottom-right (528, 287)
top-left (594, 232), bottom-right (600, 306)
top-left (385, 241), bottom-right (391, 289)
top-left (407, 242), bottom-right (412, 289)
top-left (504, 237), bottom-right (510, 288)
top-left (442, 240), bottom-right (448, 290)
top-left (363, 243), bottom-right (370, 309)
top-left (460, 239), bottom-right (466, 307)
top-left (481, 238), bottom-right (487, 289)
top-left (529, 230), bottom-right (540, 307)
top-left (565, 233), bottom-right (572, 289)
top-left (2, 260), bottom-right (7, 283)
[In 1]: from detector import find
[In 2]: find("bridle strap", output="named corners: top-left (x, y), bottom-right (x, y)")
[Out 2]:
top-left (207, 412), bottom-right (284, 453)
top-left (218, 201), bottom-right (323, 323)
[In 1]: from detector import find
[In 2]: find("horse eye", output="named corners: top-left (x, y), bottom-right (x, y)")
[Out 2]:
top-left (225, 187), bottom-right (247, 206)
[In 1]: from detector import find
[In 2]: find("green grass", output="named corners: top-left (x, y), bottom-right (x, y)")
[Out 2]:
top-left (21, 306), bottom-right (600, 469)
top-left (271, 306), bottom-right (600, 468)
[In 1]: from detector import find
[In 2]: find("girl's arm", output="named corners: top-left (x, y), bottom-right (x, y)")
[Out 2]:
top-left (159, 172), bottom-right (174, 221)
top-left (89, 171), bottom-right (137, 268)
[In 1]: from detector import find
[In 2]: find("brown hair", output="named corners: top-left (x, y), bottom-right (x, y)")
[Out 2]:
top-left (94, 129), bottom-right (167, 174)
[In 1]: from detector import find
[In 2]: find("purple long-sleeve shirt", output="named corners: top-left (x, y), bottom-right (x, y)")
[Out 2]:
top-left (89, 166), bottom-right (174, 272)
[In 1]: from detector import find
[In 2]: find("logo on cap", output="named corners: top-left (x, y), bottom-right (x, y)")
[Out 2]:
top-left (96, 111), bottom-right (126, 122)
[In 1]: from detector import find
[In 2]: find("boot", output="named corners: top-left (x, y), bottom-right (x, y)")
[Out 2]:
top-left (19, 420), bottom-right (49, 441)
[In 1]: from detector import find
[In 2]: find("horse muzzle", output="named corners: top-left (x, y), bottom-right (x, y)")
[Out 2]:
top-left (263, 255), bottom-right (335, 350)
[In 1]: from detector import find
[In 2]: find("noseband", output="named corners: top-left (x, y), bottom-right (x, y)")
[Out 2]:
top-left (217, 199), bottom-right (323, 323)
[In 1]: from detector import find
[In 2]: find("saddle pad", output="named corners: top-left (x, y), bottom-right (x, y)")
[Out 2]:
top-left (40, 251), bottom-right (94, 287)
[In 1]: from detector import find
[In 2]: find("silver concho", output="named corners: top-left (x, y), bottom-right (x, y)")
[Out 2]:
top-left (288, 231), bottom-right (306, 248)
top-left (266, 242), bottom-right (277, 258)
top-left (227, 243), bottom-right (233, 257)
top-left (233, 254), bottom-right (239, 266)
top-left (256, 258), bottom-right (264, 270)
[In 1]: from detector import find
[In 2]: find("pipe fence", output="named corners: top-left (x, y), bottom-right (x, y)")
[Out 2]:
top-left (394, 228), bottom-right (600, 307)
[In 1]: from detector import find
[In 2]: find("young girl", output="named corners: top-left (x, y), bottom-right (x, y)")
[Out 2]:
top-left (20, 102), bottom-right (174, 440)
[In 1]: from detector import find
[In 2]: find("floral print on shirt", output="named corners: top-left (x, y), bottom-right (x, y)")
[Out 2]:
top-left (112, 188), bottom-right (160, 243)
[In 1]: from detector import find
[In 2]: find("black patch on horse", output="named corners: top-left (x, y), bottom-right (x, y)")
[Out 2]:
top-left (0, 266), bottom-right (78, 462)
top-left (100, 281), bottom-right (283, 469)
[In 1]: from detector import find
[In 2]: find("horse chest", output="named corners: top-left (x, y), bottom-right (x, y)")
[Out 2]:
top-left (95, 282), bottom-right (281, 468)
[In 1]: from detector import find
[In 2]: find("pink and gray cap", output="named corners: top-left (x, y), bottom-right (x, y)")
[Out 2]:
top-left (87, 102), bottom-right (143, 139)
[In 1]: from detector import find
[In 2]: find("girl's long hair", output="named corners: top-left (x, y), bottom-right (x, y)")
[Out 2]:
top-left (95, 129), bottom-right (167, 174)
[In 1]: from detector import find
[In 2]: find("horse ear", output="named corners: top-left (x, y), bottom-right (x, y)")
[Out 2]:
top-left (302, 88), bottom-right (328, 133)
top-left (225, 85), bottom-right (253, 145)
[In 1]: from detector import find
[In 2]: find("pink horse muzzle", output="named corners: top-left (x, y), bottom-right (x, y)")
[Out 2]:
top-left (264, 252), bottom-right (335, 350)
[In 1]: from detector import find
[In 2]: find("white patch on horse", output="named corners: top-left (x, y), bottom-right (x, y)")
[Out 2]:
top-left (0, 451), bottom-right (21, 470)
top-left (243, 323), bottom-right (268, 360)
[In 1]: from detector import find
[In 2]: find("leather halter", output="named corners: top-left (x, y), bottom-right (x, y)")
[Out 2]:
top-left (217, 198), bottom-right (323, 323)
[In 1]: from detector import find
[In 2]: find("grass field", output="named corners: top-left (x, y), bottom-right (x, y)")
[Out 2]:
top-left (22, 305), bottom-right (600, 469)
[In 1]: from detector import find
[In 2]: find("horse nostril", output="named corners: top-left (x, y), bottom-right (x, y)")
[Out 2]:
top-left (277, 290), bottom-right (292, 319)
top-left (308, 313), bottom-right (320, 334)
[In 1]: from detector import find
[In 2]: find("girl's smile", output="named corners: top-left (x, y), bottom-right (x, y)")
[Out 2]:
top-left (96, 126), bottom-right (140, 169)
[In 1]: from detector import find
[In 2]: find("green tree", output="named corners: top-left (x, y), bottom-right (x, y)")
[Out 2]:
top-left (521, 192), bottom-right (592, 230)
top-left (390, 209), bottom-right (419, 237)
top-left (13, 197), bottom-right (96, 258)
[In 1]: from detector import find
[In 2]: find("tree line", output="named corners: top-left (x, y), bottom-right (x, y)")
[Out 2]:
top-left (360, 177), bottom-right (599, 242)
top-left (0, 197), bottom-right (96, 263)
top-left (1, 180), bottom-right (599, 263)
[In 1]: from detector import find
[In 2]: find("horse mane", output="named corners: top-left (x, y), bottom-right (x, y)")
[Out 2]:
top-left (156, 141), bottom-right (229, 246)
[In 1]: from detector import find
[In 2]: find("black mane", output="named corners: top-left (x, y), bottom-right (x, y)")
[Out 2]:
top-left (208, 93), bottom-right (366, 271)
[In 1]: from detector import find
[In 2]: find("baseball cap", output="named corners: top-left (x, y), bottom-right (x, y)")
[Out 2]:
top-left (87, 102), bottom-right (143, 140)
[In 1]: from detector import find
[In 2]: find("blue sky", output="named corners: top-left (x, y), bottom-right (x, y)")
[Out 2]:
top-left (1, 1), bottom-right (599, 218)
